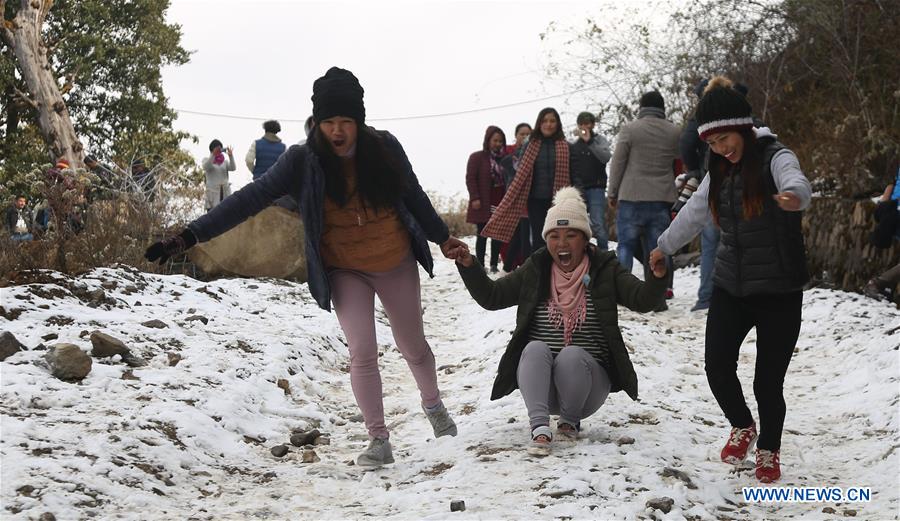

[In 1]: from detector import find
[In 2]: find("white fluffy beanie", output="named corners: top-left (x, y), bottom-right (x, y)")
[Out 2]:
top-left (542, 186), bottom-right (592, 240)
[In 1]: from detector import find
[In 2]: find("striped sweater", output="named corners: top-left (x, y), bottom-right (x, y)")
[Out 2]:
top-left (528, 298), bottom-right (610, 369)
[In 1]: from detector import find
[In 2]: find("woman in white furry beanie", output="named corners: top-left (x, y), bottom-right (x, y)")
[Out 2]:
top-left (451, 187), bottom-right (667, 456)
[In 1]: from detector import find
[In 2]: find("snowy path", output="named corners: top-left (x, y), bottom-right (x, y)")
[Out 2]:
top-left (1, 244), bottom-right (899, 520)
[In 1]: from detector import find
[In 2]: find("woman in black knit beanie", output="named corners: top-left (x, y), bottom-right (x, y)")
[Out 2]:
top-left (651, 76), bottom-right (812, 483)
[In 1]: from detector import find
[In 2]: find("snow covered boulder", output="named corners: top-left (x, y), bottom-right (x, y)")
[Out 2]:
top-left (189, 206), bottom-right (307, 280)
top-left (44, 343), bottom-right (92, 381)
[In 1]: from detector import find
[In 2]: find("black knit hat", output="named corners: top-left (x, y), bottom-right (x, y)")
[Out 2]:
top-left (639, 91), bottom-right (665, 109)
top-left (695, 76), bottom-right (753, 140)
top-left (311, 67), bottom-right (365, 123)
top-left (209, 139), bottom-right (223, 152)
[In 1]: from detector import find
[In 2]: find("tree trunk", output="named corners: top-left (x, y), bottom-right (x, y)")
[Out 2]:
top-left (1, 0), bottom-right (83, 167)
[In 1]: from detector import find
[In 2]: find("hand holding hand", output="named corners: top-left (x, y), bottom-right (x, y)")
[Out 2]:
top-left (649, 247), bottom-right (667, 278)
top-left (440, 236), bottom-right (468, 259)
top-left (608, 197), bottom-right (618, 209)
top-left (452, 245), bottom-right (474, 267)
top-left (145, 229), bottom-right (198, 265)
top-left (773, 191), bottom-right (801, 211)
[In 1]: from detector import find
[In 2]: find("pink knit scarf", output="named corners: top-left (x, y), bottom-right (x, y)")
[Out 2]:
top-left (547, 255), bottom-right (590, 346)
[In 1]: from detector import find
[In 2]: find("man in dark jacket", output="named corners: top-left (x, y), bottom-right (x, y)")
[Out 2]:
top-left (6, 195), bottom-right (34, 242)
top-left (679, 79), bottom-right (719, 311)
top-left (569, 111), bottom-right (612, 250)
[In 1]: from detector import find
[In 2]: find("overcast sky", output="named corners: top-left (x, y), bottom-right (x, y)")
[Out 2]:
top-left (162, 0), bottom-right (663, 202)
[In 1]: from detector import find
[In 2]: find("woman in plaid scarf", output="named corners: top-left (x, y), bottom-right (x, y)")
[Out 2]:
top-left (482, 107), bottom-right (571, 253)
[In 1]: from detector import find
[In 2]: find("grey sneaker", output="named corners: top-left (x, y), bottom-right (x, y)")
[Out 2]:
top-left (556, 422), bottom-right (579, 442)
top-left (527, 425), bottom-right (552, 456)
top-left (356, 438), bottom-right (394, 467)
top-left (423, 403), bottom-right (458, 437)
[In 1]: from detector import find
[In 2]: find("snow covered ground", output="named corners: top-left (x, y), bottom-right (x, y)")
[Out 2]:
top-left (1, 242), bottom-right (899, 520)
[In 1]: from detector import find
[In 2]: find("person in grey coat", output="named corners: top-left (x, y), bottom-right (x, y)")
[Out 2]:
top-left (607, 91), bottom-right (680, 285)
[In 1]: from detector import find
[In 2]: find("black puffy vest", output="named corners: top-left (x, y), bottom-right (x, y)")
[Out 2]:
top-left (713, 140), bottom-right (809, 296)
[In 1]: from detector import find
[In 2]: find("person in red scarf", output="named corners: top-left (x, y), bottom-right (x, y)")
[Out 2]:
top-left (466, 125), bottom-right (508, 272)
top-left (452, 187), bottom-right (667, 456)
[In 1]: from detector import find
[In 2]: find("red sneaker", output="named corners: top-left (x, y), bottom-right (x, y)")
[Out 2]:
top-left (756, 449), bottom-right (781, 483)
top-left (720, 422), bottom-right (758, 464)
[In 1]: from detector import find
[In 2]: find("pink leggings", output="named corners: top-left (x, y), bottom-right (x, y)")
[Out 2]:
top-left (328, 255), bottom-right (442, 439)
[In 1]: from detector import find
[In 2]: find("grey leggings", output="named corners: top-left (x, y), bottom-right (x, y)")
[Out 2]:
top-left (516, 341), bottom-right (611, 430)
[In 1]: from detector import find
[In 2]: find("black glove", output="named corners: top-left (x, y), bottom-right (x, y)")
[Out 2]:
top-left (145, 228), bottom-right (198, 264)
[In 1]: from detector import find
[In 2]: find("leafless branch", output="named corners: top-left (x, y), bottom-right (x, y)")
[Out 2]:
top-left (12, 85), bottom-right (37, 109)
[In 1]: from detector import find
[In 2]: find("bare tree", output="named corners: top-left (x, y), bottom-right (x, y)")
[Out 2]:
top-left (1, 0), bottom-right (83, 167)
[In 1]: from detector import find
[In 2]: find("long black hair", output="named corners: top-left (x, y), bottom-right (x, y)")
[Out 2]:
top-left (530, 107), bottom-right (565, 142)
top-left (309, 124), bottom-right (408, 210)
top-left (707, 128), bottom-right (767, 223)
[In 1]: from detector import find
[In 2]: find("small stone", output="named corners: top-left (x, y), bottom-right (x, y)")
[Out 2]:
top-left (38, 513), bottom-right (56, 521)
top-left (450, 500), bottom-right (466, 512)
top-left (313, 436), bottom-right (331, 446)
top-left (122, 353), bottom-right (147, 367)
top-left (660, 467), bottom-right (696, 489)
top-left (349, 413), bottom-right (364, 423)
top-left (0, 331), bottom-right (26, 361)
top-left (120, 370), bottom-right (140, 381)
top-left (167, 352), bottom-right (182, 367)
top-left (277, 379), bottom-right (291, 395)
top-left (301, 449), bottom-right (320, 463)
top-left (544, 489), bottom-right (576, 498)
top-left (16, 485), bottom-right (35, 496)
top-left (79, 330), bottom-right (90, 338)
top-left (843, 510), bottom-right (857, 517)
top-left (45, 343), bottom-right (92, 381)
top-left (822, 507), bottom-right (836, 514)
top-left (646, 497), bottom-right (674, 514)
top-left (141, 319), bottom-right (168, 329)
top-left (41, 333), bottom-right (59, 341)
top-left (270, 445), bottom-right (289, 458)
top-left (184, 315), bottom-right (209, 325)
top-left (290, 429), bottom-right (321, 447)
top-left (616, 436), bottom-right (635, 446)
top-left (507, 417), bottom-right (516, 424)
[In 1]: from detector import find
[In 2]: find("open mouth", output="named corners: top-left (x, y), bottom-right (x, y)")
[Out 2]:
top-left (557, 251), bottom-right (573, 266)
top-left (332, 138), bottom-right (346, 148)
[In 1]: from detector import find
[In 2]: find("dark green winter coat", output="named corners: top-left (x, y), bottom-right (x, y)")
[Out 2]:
top-left (457, 246), bottom-right (667, 401)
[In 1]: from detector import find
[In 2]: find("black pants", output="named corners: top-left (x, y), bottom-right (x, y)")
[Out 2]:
top-left (475, 222), bottom-right (502, 268)
top-left (528, 198), bottom-right (552, 253)
top-left (705, 286), bottom-right (802, 451)
top-left (503, 218), bottom-right (531, 271)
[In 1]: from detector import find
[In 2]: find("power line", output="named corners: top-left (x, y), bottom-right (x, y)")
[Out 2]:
top-left (173, 85), bottom-right (599, 123)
